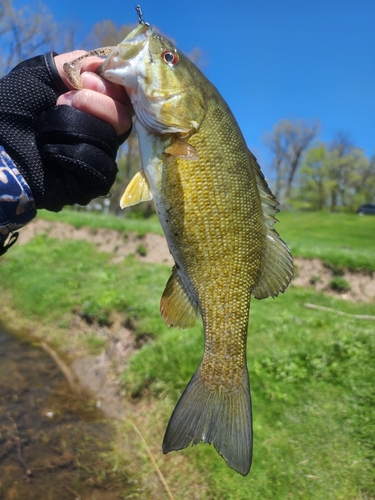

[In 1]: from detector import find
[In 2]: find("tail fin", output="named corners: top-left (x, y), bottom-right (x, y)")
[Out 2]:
top-left (162, 367), bottom-right (252, 476)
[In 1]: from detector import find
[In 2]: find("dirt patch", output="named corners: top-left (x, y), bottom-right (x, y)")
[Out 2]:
top-left (69, 312), bottom-right (135, 420)
top-left (18, 218), bottom-right (375, 303)
top-left (18, 218), bottom-right (173, 266)
top-left (293, 257), bottom-right (375, 303)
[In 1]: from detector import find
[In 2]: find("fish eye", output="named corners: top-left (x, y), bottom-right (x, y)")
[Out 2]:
top-left (162, 51), bottom-right (179, 66)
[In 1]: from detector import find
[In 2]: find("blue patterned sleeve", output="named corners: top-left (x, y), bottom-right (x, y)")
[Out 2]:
top-left (0, 146), bottom-right (37, 255)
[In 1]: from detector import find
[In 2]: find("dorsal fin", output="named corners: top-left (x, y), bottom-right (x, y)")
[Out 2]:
top-left (249, 151), bottom-right (294, 299)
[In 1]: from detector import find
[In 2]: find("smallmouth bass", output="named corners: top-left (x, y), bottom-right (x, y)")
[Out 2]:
top-left (65, 11), bottom-right (293, 476)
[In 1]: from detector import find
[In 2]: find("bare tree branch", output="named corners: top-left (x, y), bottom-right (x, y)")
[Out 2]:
top-left (0, 0), bottom-right (59, 76)
top-left (264, 119), bottom-right (319, 204)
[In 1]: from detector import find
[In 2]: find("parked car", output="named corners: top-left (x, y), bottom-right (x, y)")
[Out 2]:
top-left (357, 204), bottom-right (375, 215)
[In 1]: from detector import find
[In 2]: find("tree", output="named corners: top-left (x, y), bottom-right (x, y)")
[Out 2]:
top-left (326, 134), bottom-right (375, 210)
top-left (0, 0), bottom-right (60, 76)
top-left (294, 142), bottom-right (374, 212)
top-left (264, 119), bottom-right (319, 204)
top-left (345, 151), bottom-right (375, 209)
top-left (295, 144), bottom-right (330, 211)
top-left (83, 20), bottom-right (134, 49)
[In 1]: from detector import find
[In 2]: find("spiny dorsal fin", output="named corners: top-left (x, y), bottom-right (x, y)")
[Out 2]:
top-left (160, 266), bottom-right (199, 329)
top-left (249, 151), bottom-right (294, 299)
top-left (164, 138), bottom-right (199, 160)
top-left (120, 171), bottom-right (153, 209)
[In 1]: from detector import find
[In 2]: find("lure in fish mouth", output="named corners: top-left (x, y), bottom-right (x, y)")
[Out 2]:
top-left (64, 5), bottom-right (293, 476)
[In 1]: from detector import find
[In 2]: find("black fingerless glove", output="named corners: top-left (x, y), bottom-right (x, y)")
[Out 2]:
top-left (0, 52), bottom-right (129, 212)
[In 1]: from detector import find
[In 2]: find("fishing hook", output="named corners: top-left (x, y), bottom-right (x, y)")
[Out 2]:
top-left (136, 5), bottom-right (150, 26)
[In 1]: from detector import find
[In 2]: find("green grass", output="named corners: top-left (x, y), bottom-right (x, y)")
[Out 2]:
top-left (39, 208), bottom-right (164, 236)
top-left (277, 211), bottom-right (375, 272)
top-left (0, 225), bottom-right (374, 498)
top-left (0, 234), bottom-right (170, 338)
top-left (39, 209), bottom-right (375, 271)
top-left (329, 276), bottom-right (351, 292)
top-left (124, 287), bottom-right (375, 499)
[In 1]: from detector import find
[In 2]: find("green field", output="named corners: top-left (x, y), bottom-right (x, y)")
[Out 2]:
top-left (40, 208), bottom-right (375, 271)
top-left (0, 210), bottom-right (374, 499)
top-left (277, 211), bottom-right (375, 271)
top-left (39, 207), bottom-right (164, 235)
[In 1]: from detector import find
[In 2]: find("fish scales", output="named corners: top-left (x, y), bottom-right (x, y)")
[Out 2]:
top-left (65, 16), bottom-right (293, 476)
top-left (160, 95), bottom-right (261, 391)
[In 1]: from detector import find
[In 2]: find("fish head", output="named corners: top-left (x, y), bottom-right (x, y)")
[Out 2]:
top-left (98, 24), bottom-right (205, 135)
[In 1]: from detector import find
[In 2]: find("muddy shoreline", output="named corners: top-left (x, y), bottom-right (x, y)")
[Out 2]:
top-left (0, 329), bottom-right (133, 500)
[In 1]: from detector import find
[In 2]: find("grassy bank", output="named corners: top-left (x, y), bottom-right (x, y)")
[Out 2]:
top-left (0, 209), bottom-right (374, 498)
top-left (277, 211), bottom-right (375, 272)
top-left (39, 209), bottom-right (375, 271)
top-left (39, 208), bottom-right (164, 236)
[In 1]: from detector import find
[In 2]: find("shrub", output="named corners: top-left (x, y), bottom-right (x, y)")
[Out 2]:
top-left (329, 277), bottom-right (351, 292)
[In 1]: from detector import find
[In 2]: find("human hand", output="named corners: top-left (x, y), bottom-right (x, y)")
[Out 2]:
top-left (0, 51), bottom-right (132, 212)
top-left (54, 51), bottom-right (133, 136)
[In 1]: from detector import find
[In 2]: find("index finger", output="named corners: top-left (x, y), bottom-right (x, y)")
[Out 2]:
top-left (55, 50), bottom-right (114, 91)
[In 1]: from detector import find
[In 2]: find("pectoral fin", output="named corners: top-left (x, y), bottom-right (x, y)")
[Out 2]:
top-left (120, 171), bottom-right (153, 209)
top-left (160, 267), bottom-right (199, 329)
top-left (164, 139), bottom-right (199, 160)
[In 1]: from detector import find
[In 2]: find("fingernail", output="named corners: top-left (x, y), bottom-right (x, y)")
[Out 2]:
top-left (57, 92), bottom-right (75, 106)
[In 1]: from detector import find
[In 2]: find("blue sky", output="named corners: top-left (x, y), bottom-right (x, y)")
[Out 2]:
top-left (20, 1), bottom-right (375, 174)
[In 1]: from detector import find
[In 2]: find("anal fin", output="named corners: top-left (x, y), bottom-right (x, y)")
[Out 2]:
top-left (160, 266), bottom-right (199, 329)
top-left (120, 171), bottom-right (153, 209)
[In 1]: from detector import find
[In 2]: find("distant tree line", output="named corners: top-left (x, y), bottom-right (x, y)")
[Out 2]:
top-left (264, 120), bottom-right (375, 212)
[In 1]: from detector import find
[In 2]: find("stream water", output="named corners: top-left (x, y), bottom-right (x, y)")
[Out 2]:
top-left (0, 329), bottom-right (128, 500)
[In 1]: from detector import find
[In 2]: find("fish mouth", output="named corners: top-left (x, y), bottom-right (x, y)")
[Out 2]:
top-left (98, 24), bottom-right (151, 86)
top-left (97, 49), bottom-right (122, 75)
